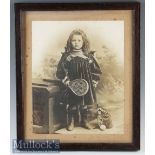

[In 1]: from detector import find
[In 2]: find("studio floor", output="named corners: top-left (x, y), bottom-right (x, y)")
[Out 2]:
top-left (55, 106), bottom-right (124, 134)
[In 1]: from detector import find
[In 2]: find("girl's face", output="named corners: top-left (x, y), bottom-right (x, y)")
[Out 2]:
top-left (71, 34), bottom-right (83, 50)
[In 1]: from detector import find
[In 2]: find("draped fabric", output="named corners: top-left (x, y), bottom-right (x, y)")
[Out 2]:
top-left (56, 52), bottom-right (102, 110)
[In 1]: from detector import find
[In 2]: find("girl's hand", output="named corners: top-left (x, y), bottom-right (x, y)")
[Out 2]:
top-left (92, 80), bottom-right (98, 88)
top-left (65, 80), bottom-right (70, 86)
top-left (62, 76), bottom-right (70, 86)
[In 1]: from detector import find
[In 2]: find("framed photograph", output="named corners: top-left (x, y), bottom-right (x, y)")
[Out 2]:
top-left (15, 2), bottom-right (140, 151)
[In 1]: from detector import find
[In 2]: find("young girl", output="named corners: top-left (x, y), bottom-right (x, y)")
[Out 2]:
top-left (56, 29), bottom-right (102, 131)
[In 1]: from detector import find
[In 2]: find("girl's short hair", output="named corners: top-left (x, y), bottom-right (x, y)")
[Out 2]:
top-left (65, 29), bottom-right (90, 54)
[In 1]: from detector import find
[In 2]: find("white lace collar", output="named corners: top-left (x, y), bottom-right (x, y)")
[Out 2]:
top-left (70, 50), bottom-right (88, 59)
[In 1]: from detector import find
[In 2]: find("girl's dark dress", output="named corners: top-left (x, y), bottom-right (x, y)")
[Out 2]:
top-left (56, 51), bottom-right (102, 123)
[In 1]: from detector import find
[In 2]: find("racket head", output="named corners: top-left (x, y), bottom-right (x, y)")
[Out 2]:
top-left (69, 79), bottom-right (89, 96)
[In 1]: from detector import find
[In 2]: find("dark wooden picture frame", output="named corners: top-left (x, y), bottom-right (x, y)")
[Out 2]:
top-left (15, 2), bottom-right (140, 151)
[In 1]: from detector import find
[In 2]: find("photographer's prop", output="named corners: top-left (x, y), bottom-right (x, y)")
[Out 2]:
top-left (97, 107), bottom-right (113, 130)
top-left (32, 79), bottom-right (66, 133)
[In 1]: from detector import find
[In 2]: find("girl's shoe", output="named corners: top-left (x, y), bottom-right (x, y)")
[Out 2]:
top-left (82, 120), bottom-right (95, 130)
top-left (67, 117), bottom-right (74, 131)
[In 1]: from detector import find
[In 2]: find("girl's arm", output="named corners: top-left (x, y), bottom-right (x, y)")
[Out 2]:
top-left (89, 54), bottom-right (102, 87)
top-left (56, 53), bottom-right (70, 86)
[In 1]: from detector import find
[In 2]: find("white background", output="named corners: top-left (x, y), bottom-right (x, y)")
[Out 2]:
top-left (0, 0), bottom-right (147, 154)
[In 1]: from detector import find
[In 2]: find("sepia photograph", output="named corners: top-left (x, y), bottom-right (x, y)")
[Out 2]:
top-left (32, 21), bottom-right (124, 135)
top-left (15, 2), bottom-right (140, 151)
